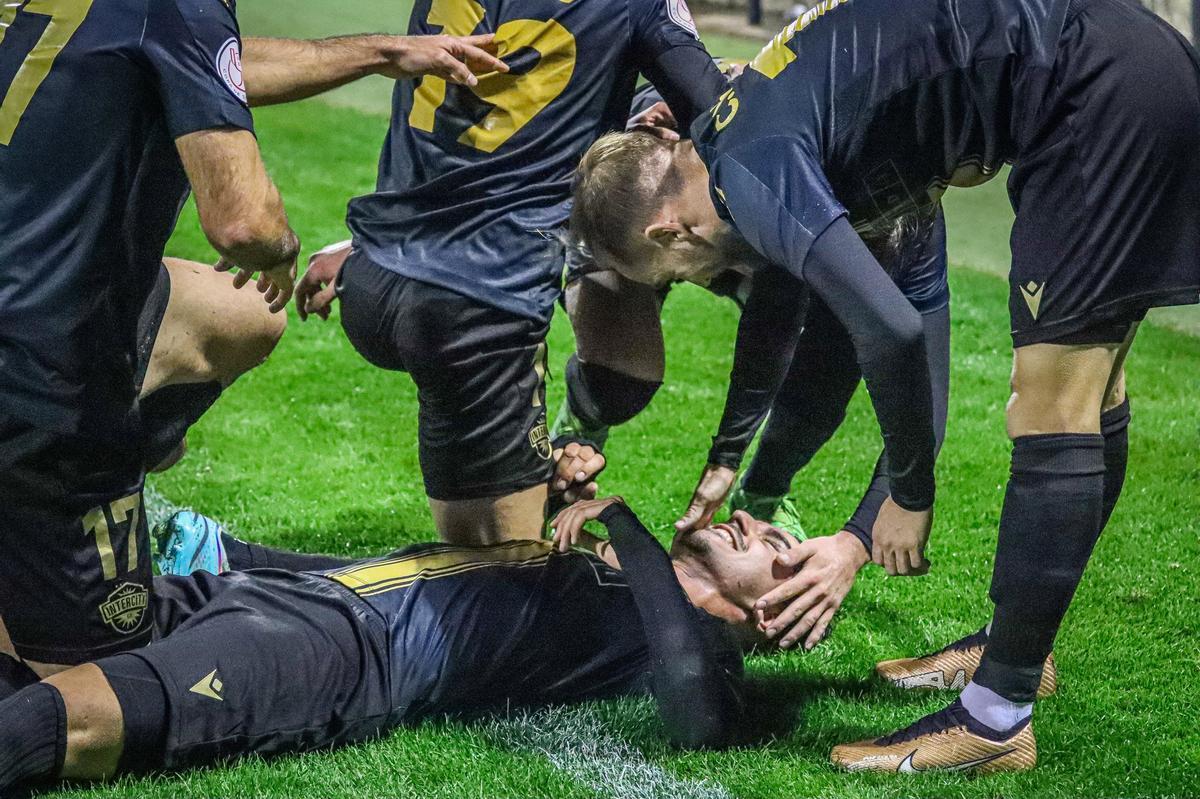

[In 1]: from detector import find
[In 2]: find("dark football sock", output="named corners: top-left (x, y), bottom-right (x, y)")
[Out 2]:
top-left (0, 683), bottom-right (67, 793)
top-left (221, 533), bottom-right (357, 572)
top-left (1100, 398), bottom-right (1131, 529)
top-left (0, 654), bottom-right (38, 701)
top-left (96, 655), bottom-right (168, 773)
top-left (974, 434), bottom-right (1105, 703)
top-left (139, 381), bottom-right (223, 469)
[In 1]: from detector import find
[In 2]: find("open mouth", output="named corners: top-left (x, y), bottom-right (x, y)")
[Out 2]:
top-left (711, 518), bottom-right (745, 552)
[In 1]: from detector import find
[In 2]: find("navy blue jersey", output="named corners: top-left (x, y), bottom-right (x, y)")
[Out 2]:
top-left (346, 0), bottom-right (716, 322)
top-left (693, 0), bottom-right (1071, 275)
top-left (0, 0), bottom-right (253, 439)
top-left (320, 540), bottom-right (649, 721)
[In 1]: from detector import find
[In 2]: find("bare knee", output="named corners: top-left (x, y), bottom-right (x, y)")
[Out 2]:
top-left (43, 664), bottom-right (124, 781)
top-left (152, 259), bottom-right (288, 390)
top-left (214, 300), bottom-right (286, 385)
top-left (1005, 343), bottom-right (1120, 438)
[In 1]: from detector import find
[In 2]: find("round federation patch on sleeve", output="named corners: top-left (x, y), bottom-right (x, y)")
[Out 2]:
top-left (666, 0), bottom-right (699, 38)
top-left (215, 37), bottom-right (247, 104)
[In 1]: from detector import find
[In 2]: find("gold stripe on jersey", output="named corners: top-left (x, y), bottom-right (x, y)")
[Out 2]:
top-left (328, 540), bottom-right (554, 596)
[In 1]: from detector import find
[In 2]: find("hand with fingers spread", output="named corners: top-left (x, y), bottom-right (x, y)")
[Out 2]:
top-left (295, 240), bottom-right (351, 321)
top-left (675, 464), bottom-right (737, 534)
top-left (871, 496), bottom-right (933, 576)
top-left (215, 254), bottom-right (298, 314)
top-left (550, 496), bottom-right (624, 553)
top-left (380, 34), bottom-right (510, 87)
top-left (550, 441), bottom-right (606, 508)
top-left (754, 531), bottom-right (870, 650)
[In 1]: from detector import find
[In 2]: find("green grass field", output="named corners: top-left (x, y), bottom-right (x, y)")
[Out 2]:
top-left (46, 6), bottom-right (1200, 798)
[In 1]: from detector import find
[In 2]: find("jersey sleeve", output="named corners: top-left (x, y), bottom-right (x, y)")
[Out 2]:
top-left (598, 503), bottom-right (744, 749)
top-left (708, 268), bottom-right (809, 469)
top-left (627, 0), bottom-right (725, 131)
top-left (709, 137), bottom-right (845, 277)
top-left (141, 0), bottom-right (255, 140)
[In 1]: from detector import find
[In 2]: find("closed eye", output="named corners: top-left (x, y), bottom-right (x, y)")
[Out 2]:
top-left (765, 528), bottom-right (793, 551)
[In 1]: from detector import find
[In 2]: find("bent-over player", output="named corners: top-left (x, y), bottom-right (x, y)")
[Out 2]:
top-left (570, 0), bottom-right (1200, 772)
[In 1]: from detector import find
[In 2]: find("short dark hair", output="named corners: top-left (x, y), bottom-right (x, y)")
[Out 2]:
top-left (570, 132), bottom-right (680, 279)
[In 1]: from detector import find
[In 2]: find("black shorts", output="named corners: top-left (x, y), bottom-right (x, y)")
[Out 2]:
top-left (103, 570), bottom-right (392, 769)
top-left (1008, 0), bottom-right (1200, 347)
top-left (0, 417), bottom-right (151, 664)
top-left (338, 251), bottom-right (553, 501)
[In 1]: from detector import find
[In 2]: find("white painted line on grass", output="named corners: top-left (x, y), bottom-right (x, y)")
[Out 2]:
top-left (487, 706), bottom-right (734, 799)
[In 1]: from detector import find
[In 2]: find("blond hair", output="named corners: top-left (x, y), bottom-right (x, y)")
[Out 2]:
top-left (570, 132), bottom-right (680, 280)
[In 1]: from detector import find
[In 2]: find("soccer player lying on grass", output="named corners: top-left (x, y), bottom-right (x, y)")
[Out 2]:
top-left (558, 82), bottom-right (951, 652)
top-left (570, 0), bottom-right (1200, 774)
top-left (0, 496), bottom-right (804, 794)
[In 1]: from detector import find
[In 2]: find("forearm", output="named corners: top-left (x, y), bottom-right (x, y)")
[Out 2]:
top-left (709, 268), bottom-right (807, 469)
top-left (242, 35), bottom-right (395, 106)
top-left (598, 504), bottom-right (743, 748)
top-left (177, 129), bottom-right (299, 269)
top-left (642, 45), bottom-right (727, 133)
top-left (801, 217), bottom-right (936, 510)
top-left (844, 304), bottom-right (950, 546)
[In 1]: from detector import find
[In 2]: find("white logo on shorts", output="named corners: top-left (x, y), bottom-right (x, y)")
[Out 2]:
top-left (215, 37), bottom-right (247, 104)
top-left (666, 0), bottom-right (699, 38)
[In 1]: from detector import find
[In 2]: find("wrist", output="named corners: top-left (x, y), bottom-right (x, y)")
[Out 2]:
top-left (367, 35), bottom-right (407, 77)
top-left (834, 530), bottom-right (871, 569)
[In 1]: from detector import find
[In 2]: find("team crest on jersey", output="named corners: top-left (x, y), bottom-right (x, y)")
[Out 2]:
top-left (666, 0), bottom-right (699, 38)
top-left (528, 422), bottom-right (552, 460)
top-left (99, 582), bottom-right (149, 635)
top-left (215, 37), bottom-right (247, 104)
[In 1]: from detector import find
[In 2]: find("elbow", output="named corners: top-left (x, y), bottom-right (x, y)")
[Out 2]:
top-left (866, 306), bottom-right (925, 364)
top-left (205, 216), bottom-right (296, 265)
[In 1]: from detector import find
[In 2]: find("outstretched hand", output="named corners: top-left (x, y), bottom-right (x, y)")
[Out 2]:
top-left (380, 34), bottom-right (509, 86)
top-left (753, 531), bottom-right (869, 650)
top-left (675, 464), bottom-right (737, 533)
top-left (871, 496), bottom-right (932, 576)
top-left (295, 240), bottom-right (351, 321)
top-left (550, 496), bottom-right (624, 553)
top-left (216, 256), bottom-right (297, 314)
top-left (550, 441), bottom-right (606, 506)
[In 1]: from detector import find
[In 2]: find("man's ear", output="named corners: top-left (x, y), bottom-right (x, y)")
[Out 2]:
top-left (645, 221), bottom-right (687, 249)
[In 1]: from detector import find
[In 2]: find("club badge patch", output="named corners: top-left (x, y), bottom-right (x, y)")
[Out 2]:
top-left (666, 0), bottom-right (699, 38)
top-left (528, 422), bottom-right (552, 460)
top-left (215, 37), bottom-right (247, 103)
top-left (100, 582), bottom-right (149, 635)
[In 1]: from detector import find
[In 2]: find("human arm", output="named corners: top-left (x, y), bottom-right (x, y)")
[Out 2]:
top-left (628, 0), bottom-right (727, 133)
top-left (675, 268), bottom-right (808, 532)
top-left (241, 34), bottom-right (508, 107)
top-left (175, 130), bottom-right (299, 313)
top-left (142, 0), bottom-right (297, 312)
top-left (551, 498), bottom-right (745, 748)
top-left (843, 303), bottom-right (951, 559)
top-left (709, 144), bottom-right (937, 569)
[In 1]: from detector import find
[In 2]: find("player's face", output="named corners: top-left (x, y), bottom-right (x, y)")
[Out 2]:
top-left (669, 510), bottom-right (797, 612)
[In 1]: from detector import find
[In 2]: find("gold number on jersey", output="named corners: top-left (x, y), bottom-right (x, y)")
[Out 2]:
top-left (408, 0), bottom-right (577, 153)
top-left (83, 492), bottom-right (142, 581)
top-left (0, 0), bottom-right (95, 145)
top-left (711, 87), bottom-right (739, 130)
top-left (749, 0), bottom-right (849, 79)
